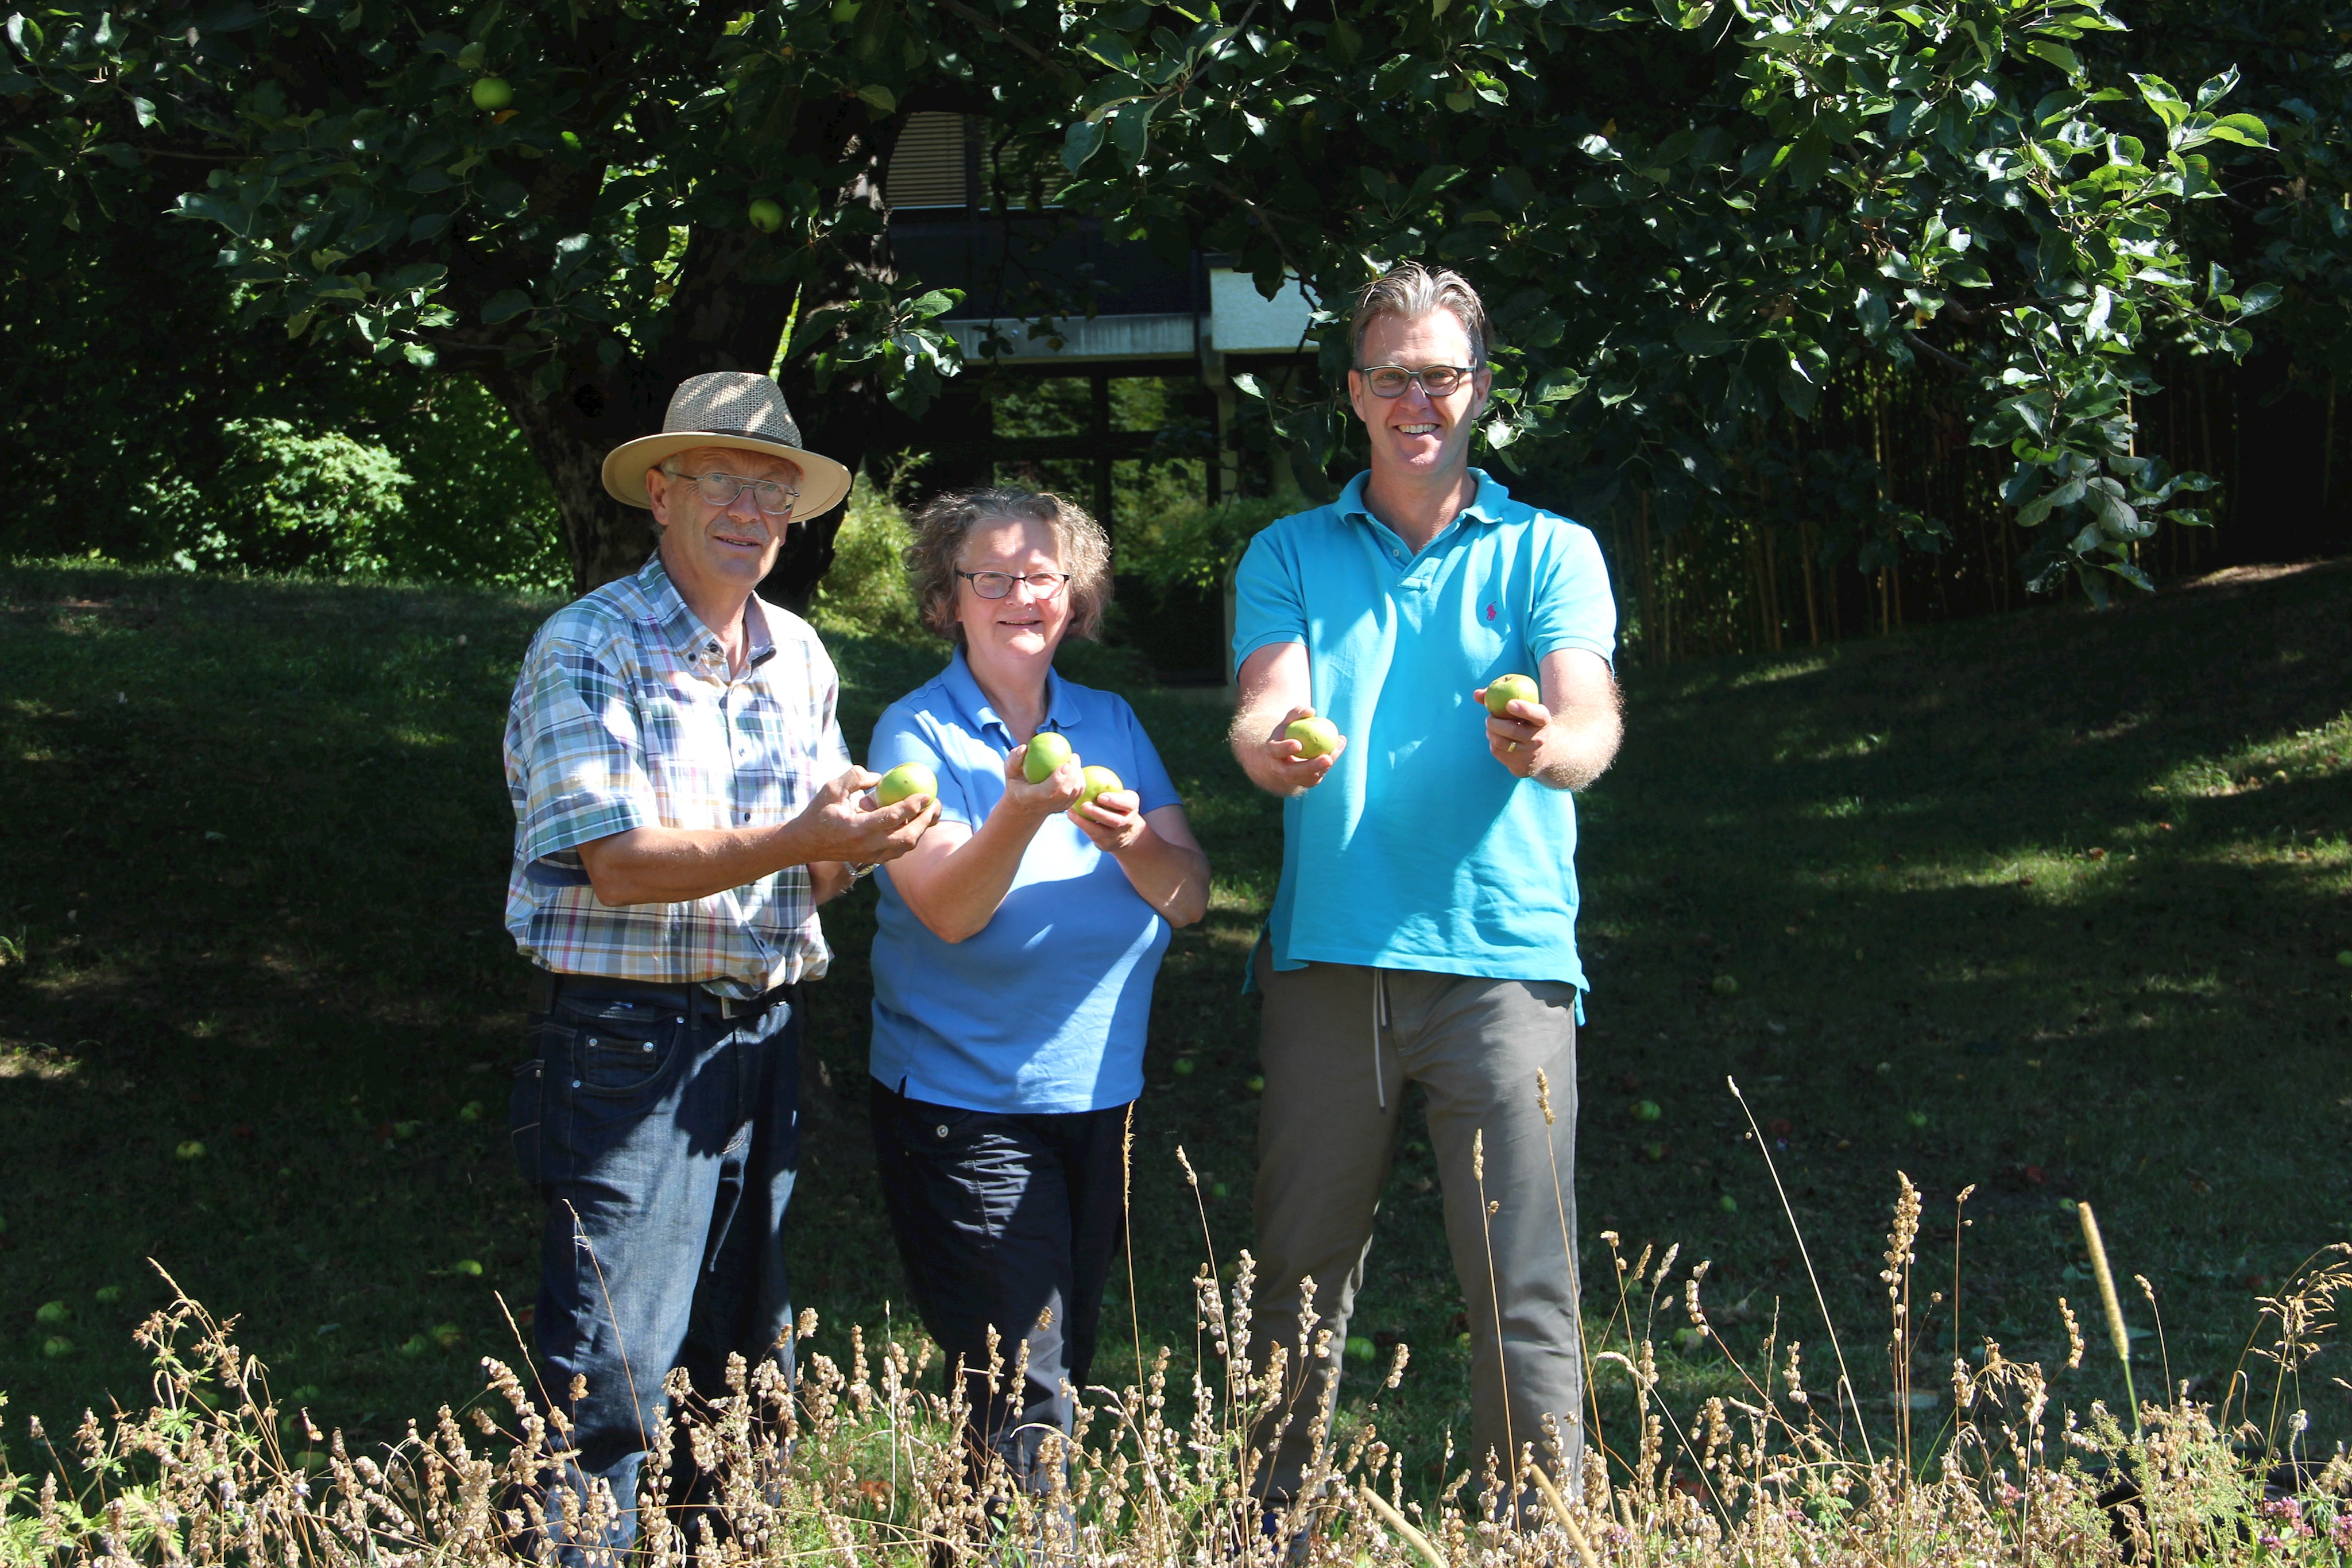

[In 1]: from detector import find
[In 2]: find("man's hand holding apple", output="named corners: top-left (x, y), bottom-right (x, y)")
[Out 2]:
top-left (1472, 684), bottom-right (1551, 781)
top-left (1260, 706), bottom-right (1346, 795)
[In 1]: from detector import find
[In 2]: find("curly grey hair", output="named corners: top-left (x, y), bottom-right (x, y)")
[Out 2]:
top-left (1349, 261), bottom-right (1491, 367)
top-left (904, 486), bottom-right (1113, 644)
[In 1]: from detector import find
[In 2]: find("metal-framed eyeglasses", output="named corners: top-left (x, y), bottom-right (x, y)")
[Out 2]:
top-left (659, 466), bottom-right (800, 517)
top-left (1357, 363), bottom-right (1478, 398)
top-left (957, 570), bottom-right (1072, 600)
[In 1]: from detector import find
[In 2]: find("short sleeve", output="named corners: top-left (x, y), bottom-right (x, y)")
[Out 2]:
top-left (869, 702), bottom-right (970, 827)
top-left (1525, 520), bottom-right (1619, 667)
top-left (1231, 523), bottom-right (1307, 669)
top-left (1117, 702), bottom-right (1182, 815)
top-left (512, 635), bottom-right (659, 865)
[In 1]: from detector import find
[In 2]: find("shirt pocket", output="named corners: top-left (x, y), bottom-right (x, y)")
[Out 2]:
top-left (634, 678), bottom-right (727, 825)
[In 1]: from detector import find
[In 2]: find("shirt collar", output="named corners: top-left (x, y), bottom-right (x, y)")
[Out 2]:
top-left (636, 551), bottom-right (776, 679)
top-left (1337, 467), bottom-right (1513, 533)
top-left (942, 644), bottom-right (1081, 745)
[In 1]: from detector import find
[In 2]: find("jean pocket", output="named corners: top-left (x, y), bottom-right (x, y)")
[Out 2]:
top-left (555, 999), bottom-right (686, 1099)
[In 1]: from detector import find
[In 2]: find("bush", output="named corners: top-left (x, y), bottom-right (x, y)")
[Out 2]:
top-left (809, 478), bottom-right (925, 641)
top-left (1118, 497), bottom-right (1293, 593)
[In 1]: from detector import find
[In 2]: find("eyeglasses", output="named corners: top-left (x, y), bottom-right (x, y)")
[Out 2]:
top-left (1357, 363), bottom-right (1477, 398)
top-left (957, 570), bottom-right (1071, 600)
top-left (659, 467), bottom-right (799, 517)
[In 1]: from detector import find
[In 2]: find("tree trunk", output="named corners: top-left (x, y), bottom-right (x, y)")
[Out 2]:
top-left (478, 106), bottom-right (907, 605)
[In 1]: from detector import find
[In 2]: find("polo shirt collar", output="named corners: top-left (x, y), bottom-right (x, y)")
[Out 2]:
top-left (942, 645), bottom-right (1081, 745)
top-left (635, 551), bottom-right (776, 679)
top-left (1337, 467), bottom-right (1514, 535)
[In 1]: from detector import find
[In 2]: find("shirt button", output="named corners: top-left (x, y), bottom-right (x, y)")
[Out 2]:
top-left (935, 1125), bottom-right (950, 1139)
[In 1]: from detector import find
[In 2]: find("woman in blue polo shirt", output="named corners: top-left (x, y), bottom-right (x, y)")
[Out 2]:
top-left (865, 486), bottom-right (1209, 1496)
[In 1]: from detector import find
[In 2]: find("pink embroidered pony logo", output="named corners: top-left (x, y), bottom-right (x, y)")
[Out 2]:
top-left (1486, 603), bottom-right (1498, 622)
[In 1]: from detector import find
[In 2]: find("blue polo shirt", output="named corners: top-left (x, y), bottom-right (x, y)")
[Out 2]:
top-left (1231, 469), bottom-right (1616, 989)
top-left (866, 649), bottom-right (1183, 1113)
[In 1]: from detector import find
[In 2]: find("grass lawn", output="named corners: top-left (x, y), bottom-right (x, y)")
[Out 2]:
top-left (2, 555), bottom-right (2349, 1489)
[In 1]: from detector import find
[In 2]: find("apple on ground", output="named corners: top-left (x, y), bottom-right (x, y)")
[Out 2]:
top-left (94, 1285), bottom-right (123, 1306)
top-left (1286, 716), bottom-right (1341, 758)
top-left (1712, 974), bottom-right (1739, 996)
top-left (1483, 673), bottom-right (1539, 715)
top-left (1074, 765), bottom-right (1122, 812)
top-left (1631, 1099), bottom-right (1662, 1123)
top-left (1172, 1058), bottom-right (1194, 1076)
top-left (2338, 950), bottom-right (2352, 967)
top-left (1023, 731), bottom-right (1074, 783)
top-left (1245, 1075), bottom-right (1265, 1094)
top-left (42, 1336), bottom-right (72, 1360)
top-left (36, 1300), bottom-right (68, 1326)
top-left (875, 762), bottom-right (936, 808)
top-left (175, 1139), bottom-right (206, 1161)
top-left (1719, 1194), bottom-right (1738, 1213)
top-left (1345, 1335), bottom-right (1376, 1364)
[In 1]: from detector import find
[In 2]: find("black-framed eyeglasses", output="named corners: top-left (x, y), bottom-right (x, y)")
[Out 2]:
top-left (957, 570), bottom-right (1071, 600)
top-left (660, 466), bottom-right (800, 517)
top-left (1357, 363), bottom-right (1477, 398)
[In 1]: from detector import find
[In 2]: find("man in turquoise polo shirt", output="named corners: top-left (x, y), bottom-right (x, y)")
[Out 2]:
top-left (1229, 262), bottom-right (1623, 1520)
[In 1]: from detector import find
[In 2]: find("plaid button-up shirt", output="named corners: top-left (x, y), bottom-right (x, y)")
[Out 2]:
top-left (503, 553), bottom-right (853, 997)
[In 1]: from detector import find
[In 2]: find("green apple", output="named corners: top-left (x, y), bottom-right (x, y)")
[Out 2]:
top-left (41, 1335), bottom-right (73, 1360)
top-left (458, 1100), bottom-right (483, 1122)
top-left (36, 1300), bottom-right (69, 1326)
top-left (1641, 1140), bottom-right (1667, 1162)
top-left (1345, 1335), bottom-right (1376, 1364)
top-left (1631, 1099), bottom-right (1662, 1123)
top-left (1023, 731), bottom-right (1074, 784)
top-left (1074, 764), bottom-right (1123, 811)
top-left (875, 761), bottom-right (936, 807)
top-left (2338, 950), bottom-right (2352, 968)
top-left (1285, 716), bottom-right (1341, 758)
top-left (1212, 1182), bottom-right (1230, 1200)
top-left (1484, 672), bottom-right (1539, 716)
top-left (398, 1334), bottom-right (431, 1358)
top-left (470, 76), bottom-right (513, 111)
top-left (747, 197), bottom-right (785, 234)
top-left (1245, 1075), bottom-right (1266, 1094)
top-left (93, 1285), bottom-right (123, 1306)
top-left (1673, 1326), bottom-right (1706, 1353)
top-left (175, 1139), bottom-right (206, 1161)
top-left (452, 1259), bottom-right (483, 1277)
top-left (1712, 974), bottom-right (1739, 997)
top-left (1173, 1058), bottom-right (1195, 1077)
top-left (1718, 1194), bottom-right (1738, 1214)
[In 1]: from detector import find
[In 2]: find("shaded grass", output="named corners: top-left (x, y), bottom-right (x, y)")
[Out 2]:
top-left (1, 556), bottom-right (2348, 1486)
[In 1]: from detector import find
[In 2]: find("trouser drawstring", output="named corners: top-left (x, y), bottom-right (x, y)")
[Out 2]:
top-left (1372, 969), bottom-right (1389, 1113)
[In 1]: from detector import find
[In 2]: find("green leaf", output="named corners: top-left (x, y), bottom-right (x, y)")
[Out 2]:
top-left (2204, 113), bottom-right (2270, 148)
top-left (856, 83), bottom-right (898, 114)
top-left (1673, 319), bottom-right (1735, 357)
top-left (1062, 118), bottom-right (1104, 173)
top-left (2026, 39), bottom-right (2080, 75)
top-left (479, 288), bottom-right (533, 326)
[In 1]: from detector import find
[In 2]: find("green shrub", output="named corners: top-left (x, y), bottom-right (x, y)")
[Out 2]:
top-left (810, 478), bottom-right (924, 641)
top-left (1118, 496), bottom-right (1292, 593)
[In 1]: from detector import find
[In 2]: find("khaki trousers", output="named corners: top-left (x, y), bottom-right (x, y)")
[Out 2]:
top-left (1247, 946), bottom-right (1584, 1503)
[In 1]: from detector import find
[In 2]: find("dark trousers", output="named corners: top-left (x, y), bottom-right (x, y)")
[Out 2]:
top-left (510, 974), bottom-right (801, 1551)
top-left (869, 1078), bottom-right (1131, 1490)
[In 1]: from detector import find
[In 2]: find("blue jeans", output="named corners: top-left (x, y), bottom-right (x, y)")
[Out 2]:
top-left (510, 975), bottom-right (800, 1551)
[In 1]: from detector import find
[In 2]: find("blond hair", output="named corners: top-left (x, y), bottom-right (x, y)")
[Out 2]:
top-left (1349, 262), bottom-right (1491, 366)
top-left (904, 486), bottom-right (1113, 643)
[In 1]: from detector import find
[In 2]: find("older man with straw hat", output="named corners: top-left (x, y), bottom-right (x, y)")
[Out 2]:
top-left (503, 370), bottom-right (937, 1552)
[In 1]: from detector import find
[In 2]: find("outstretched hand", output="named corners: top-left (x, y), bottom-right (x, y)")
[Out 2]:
top-left (798, 765), bottom-right (938, 864)
top-left (1259, 706), bottom-right (1344, 794)
top-left (1001, 744), bottom-right (1085, 818)
top-left (1471, 686), bottom-right (1551, 780)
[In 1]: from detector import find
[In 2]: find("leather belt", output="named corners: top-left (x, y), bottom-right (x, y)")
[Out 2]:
top-left (529, 967), bottom-right (795, 1021)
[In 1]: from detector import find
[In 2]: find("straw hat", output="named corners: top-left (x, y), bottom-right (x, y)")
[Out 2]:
top-left (600, 371), bottom-right (854, 518)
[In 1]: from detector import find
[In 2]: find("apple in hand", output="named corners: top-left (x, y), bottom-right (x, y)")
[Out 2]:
top-left (873, 762), bottom-right (936, 808)
top-left (1484, 673), bottom-right (1539, 716)
top-left (1074, 765), bottom-right (1123, 811)
top-left (1024, 731), bottom-right (1074, 784)
top-left (1286, 716), bottom-right (1341, 758)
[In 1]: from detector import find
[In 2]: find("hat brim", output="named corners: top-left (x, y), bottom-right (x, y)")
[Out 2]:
top-left (601, 432), bottom-right (854, 521)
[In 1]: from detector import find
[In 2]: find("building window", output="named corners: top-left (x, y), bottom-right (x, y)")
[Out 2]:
top-left (886, 113), bottom-right (970, 210)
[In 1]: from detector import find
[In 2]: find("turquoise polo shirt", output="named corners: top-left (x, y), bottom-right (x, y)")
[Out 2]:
top-left (1231, 469), bottom-right (1616, 989)
top-left (866, 648), bottom-right (1182, 1113)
